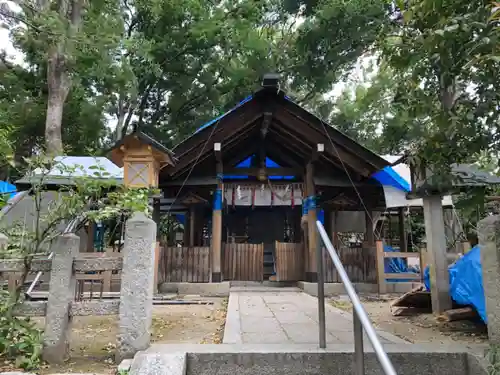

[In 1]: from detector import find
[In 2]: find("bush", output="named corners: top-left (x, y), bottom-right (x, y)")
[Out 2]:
top-left (0, 291), bottom-right (43, 371)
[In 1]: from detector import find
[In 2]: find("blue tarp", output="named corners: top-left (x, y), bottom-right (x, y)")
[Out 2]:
top-left (0, 181), bottom-right (16, 200)
top-left (224, 155), bottom-right (295, 180)
top-left (423, 245), bottom-right (486, 322)
top-left (372, 166), bottom-right (411, 192)
top-left (195, 95), bottom-right (253, 134)
top-left (384, 244), bottom-right (419, 282)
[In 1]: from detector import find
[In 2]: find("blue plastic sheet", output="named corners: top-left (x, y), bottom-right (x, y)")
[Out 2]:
top-left (0, 181), bottom-right (16, 200)
top-left (423, 245), bottom-right (486, 322)
top-left (384, 244), bottom-right (419, 282)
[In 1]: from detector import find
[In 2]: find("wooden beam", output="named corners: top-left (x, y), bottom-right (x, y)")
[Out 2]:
top-left (306, 161), bottom-right (317, 281)
top-left (172, 100), bottom-right (261, 159)
top-left (169, 119), bottom-right (260, 179)
top-left (281, 100), bottom-right (388, 171)
top-left (211, 160), bottom-right (223, 282)
top-left (214, 142), bottom-right (222, 163)
top-left (269, 122), bottom-right (357, 175)
top-left (398, 207), bottom-right (408, 252)
top-left (223, 167), bottom-right (300, 176)
top-left (274, 109), bottom-right (373, 176)
top-left (261, 112), bottom-right (272, 138)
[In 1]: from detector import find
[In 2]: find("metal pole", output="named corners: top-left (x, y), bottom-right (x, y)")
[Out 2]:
top-left (316, 228), bottom-right (326, 348)
top-left (353, 310), bottom-right (365, 375)
top-left (316, 221), bottom-right (397, 375)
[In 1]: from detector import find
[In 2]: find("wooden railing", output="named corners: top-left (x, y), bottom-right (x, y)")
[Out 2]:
top-left (223, 243), bottom-right (263, 281)
top-left (0, 254), bottom-right (123, 316)
top-left (275, 241), bottom-right (304, 281)
top-left (1, 251), bottom-right (123, 295)
top-left (158, 246), bottom-right (211, 283)
top-left (376, 241), bottom-right (422, 293)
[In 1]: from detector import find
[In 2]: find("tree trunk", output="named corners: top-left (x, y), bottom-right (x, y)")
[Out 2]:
top-left (44, 0), bottom-right (84, 155)
top-left (45, 50), bottom-right (70, 155)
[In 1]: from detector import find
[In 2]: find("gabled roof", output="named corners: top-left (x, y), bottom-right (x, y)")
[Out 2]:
top-left (111, 130), bottom-right (176, 161)
top-left (15, 156), bottom-right (123, 188)
top-left (163, 86), bottom-right (390, 181)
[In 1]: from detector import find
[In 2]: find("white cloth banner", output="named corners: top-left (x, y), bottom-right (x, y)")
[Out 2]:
top-left (224, 184), bottom-right (303, 206)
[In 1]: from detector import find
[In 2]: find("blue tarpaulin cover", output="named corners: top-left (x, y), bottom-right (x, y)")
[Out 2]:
top-left (384, 244), bottom-right (419, 282)
top-left (423, 245), bottom-right (486, 322)
top-left (0, 181), bottom-right (16, 200)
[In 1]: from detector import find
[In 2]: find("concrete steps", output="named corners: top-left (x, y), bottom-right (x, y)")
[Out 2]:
top-left (128, 344), bottom-right (487, 375)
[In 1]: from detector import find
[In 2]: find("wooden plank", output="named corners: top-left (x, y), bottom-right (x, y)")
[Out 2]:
top-left (383, 272), bottom-right (420, 280)
top-left (442, 307), bottom-right (477, 322)
top-left (376, 241), bottom-right (386, 293)
top-left (275, 242), bottom-right (303, 281)
top-left (157, 247), bottom-right (165, 284)
top-left (201, 247), bottom-right (210, 282)
top-left (0, 258), bottom-right (51, 272)
top-left (384, 252), bottom-right (420, 259)
top-left (73, 256), bottom-right (123, 272)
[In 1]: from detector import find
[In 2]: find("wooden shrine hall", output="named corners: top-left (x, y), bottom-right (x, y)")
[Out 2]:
top-left (110, 74), bottom-right (397, 285)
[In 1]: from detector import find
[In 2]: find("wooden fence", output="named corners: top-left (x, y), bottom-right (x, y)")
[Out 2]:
top-left (376, 240), bottom-right (422, 293)
top-left (1, 251), bottom-right (123, 296)
top-left (223, 243), bottom-right (263, 281)
top-left (275, 241), bottom-right (304, 281)
top-left (322, 246), bottom-right (378, 283)
top-left (158, 246), bottom-right (211, 283)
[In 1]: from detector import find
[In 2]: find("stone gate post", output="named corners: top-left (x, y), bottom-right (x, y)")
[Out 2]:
top-left (478, 215), bottom-right (500, 343)
top-left (43, 233), bottom-right (79, 363)
top-left (116, 212), bottom-right (156, 362)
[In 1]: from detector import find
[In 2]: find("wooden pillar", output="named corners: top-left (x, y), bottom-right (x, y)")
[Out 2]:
top-left (211, 145), bottom-right (223, 282)
top-left (190, 206), bottom-right (196, 247)
top-left (423, 195), bottom-right (452, 314)
top-left (87, 221), bottom-right (95, 252)
top-left (365, 210), bottom-right (374, 246)
top-left (398, 207), bottom-right (408, 252)
top-left (329, 210), bottom-right (339, 249)
top-left (183, 210), bottom-right (190, 245)
top-left (306, 161), bottom-right (317, 282)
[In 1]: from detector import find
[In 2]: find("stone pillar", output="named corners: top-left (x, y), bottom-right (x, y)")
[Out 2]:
top-left (116, 212), bottom-right (156, 362)
top-left (43, 233), bottom-right (79, 364)
top-left (423, 195), bottom-right (452, 314)
top-left (478, 215), bottom-right (500, 343)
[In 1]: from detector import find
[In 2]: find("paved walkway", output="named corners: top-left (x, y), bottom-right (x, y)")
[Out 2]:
top-left (223, 287), bottom-right (408, 345)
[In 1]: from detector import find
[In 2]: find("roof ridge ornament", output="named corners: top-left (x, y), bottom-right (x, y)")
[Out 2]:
top-left (261, 73), bottom-right (280, 90)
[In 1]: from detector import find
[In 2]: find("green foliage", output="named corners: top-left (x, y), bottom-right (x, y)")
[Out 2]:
top-left (0, 152), bottom-right (156, 369)
top-left (379, 0), bottom-right (500, 184)
top-left (0, 291), bottom-right (43, 371)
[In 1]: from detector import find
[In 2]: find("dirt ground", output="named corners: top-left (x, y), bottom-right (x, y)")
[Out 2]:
top-left (2, 297), bottom-right (227, 374)
top-left (330, 295), bottom-right (488, 349)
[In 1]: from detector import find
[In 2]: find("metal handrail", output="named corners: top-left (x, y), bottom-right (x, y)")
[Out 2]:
top-left (315, 220), bottom-right (397, 375)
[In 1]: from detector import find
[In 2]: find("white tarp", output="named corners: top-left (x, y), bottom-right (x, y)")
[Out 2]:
top-left (224, 184), bottom-right (303, 206)
top-left (381, 155), bottom-right (454, 208)
top-left (382, 185), bottom-right (454, 208)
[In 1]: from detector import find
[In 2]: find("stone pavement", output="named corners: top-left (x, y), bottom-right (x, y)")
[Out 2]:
top-left (223, 288), bottom-right (408, 346)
